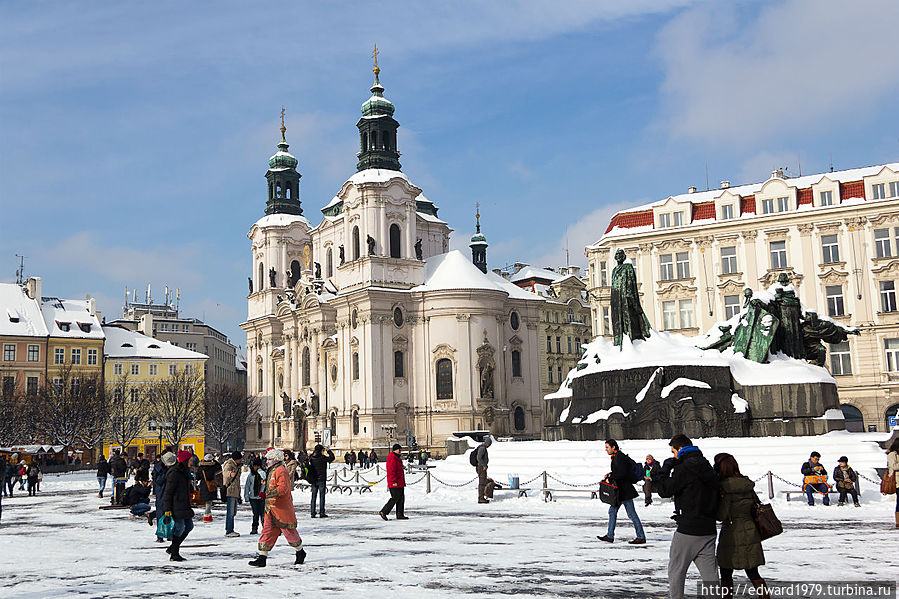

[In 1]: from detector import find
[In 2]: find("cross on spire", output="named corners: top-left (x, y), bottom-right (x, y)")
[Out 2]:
top-left (280, 106), bottom-right (286, 140)
top-left (475, 202), bottom-right (481, 233)
top-left (371, 44), bottom-right (381, 83)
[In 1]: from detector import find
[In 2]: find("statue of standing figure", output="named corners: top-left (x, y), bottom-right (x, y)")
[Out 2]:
top-left (609, 249), bottom-right (651, 347)
top-left (367, 235), bottom-right (376, 256)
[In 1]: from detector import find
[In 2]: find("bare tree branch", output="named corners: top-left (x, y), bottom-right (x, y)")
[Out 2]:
top-left (147, 369), bottom-right (204, 449)
top-left (204, 382), bottom-right (258, 453)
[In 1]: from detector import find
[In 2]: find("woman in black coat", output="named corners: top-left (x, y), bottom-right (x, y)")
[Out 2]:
top-left (162, 453), bottom-right (195, 561)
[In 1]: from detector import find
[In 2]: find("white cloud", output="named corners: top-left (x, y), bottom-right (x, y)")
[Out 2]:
top-left (654, 0), bottom-right (899, 146)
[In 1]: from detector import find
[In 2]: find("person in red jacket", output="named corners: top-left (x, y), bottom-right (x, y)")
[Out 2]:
top-left (379, 444), bottom-right (407, 520)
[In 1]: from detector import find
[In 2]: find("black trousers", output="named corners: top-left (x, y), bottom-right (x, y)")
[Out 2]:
top-left (381, 488), bottom-right (405, 517)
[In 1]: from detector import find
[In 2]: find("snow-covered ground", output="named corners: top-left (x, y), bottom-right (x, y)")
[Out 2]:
top-left (1, 432), bottom-right (897, 598)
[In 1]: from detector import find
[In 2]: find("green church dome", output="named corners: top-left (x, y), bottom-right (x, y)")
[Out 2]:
top-left (269, 140), bottom-right (298, 170)
top-left (361, 82), bottom-right (395, 117)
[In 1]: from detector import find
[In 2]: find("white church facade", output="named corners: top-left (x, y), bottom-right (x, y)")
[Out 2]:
top-left (241, 64), bottom-right (545, 453)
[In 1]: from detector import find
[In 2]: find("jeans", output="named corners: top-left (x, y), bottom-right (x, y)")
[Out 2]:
top-left (805, 483), bottom-right (830, 505)
top-left (27, 479), bottom-right (37, 496)
top-left (249, 498), bottom-right (265, 531)
top-left (130, 502), bottom-right (151, 516)
top-left (97, 476), bottom-right (107, 493)
top-left (225, 497), bottom-right (238, 533)
top-left (607, 498), bottom-right (645, 539)
top-left (172, 517), bottom-right (194, 539)
top-left (310, 482), bottom-right (326, 515)
top-left (381, 487), bottom-right (405, 517)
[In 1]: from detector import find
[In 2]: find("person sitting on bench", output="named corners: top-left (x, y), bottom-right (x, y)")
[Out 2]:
top-left (833, 456), bottom-right (860, 507)
top-left (801, 452), bottom-right (830, 506)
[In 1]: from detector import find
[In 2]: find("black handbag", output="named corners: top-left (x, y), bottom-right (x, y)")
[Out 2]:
top-left (752, 496), bottom-right (783, 541)
top-left (599, 480), bottom-right (619, 506)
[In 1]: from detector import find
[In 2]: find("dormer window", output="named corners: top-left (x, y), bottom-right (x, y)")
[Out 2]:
top-left (720, 205), bottom-right (734, 220)
top-left (78, 323), bottom-right (91, 333)
top-left (891, 182), bottom-right (899, 198)
top-left (761, 197), bottom-right (788, 214)
top-left (148, 343), bottom-right (160, 349)
top-left (872, 183), bottom-right (886, 200)
top-left (121, 343), bottom-right (133, 348)
top-left (673, 211), bottom-right (684, 226)
top-left (819, 190), bottom-right (834, 206)
top-left (57, 321), bottom-right (71, 332)
top-left (777, 196), bottom-right (789, 212)
top-left (7, 309), bottom-right (20, 323)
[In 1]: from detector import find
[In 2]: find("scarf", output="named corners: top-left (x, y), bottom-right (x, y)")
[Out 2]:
top-left (677, 446), bottom-right (700, 459)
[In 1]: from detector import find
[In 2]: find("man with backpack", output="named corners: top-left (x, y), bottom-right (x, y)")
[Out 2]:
top-left (471, 436), bottom-right (492, 504)
top-left (597, 439), bottom-right (646, 544)
top-left (307, 444), bottom-right (335, 518)
top-left (651, 434), bottom-right (720, 599)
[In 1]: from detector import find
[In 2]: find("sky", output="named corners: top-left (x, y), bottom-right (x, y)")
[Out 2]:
top-left (2, 0), bottom-right (898, 347)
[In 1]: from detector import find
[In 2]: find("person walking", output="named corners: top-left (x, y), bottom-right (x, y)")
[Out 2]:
top-left (643, 454), bottom-right (661, 506)
top-left (308, 444), bottom-right (335, 518)
top-left (833, 456), bottom-right (860, 507)
top-left (597, 439), bottom-right (645, 544)
top-left (349, 450), bottom-right (357, 471)
top-left (247, 449), bottom-right (306, 567)
top-left (2, 456), bottom-right (12, 497)
top-left (162, 451), bottom-right (195, 562)
top-left (714, 453), bottom-right (769, 598)
top-left (96, 455), bottom-right (109, 499)
top-left (651, 434), bottom-right (720, 599)
top-left (148, 452), bottom-right (176, 541)
top-left (197, 453), bottom-right (221, 523)
top-left (475, 436), bottom-right (492, 504)
top-left (284, 451), bottom-right (299, 486)
top-left (134, 452), bottom-right (150, 483)
top-left (379, 444), bottom-right (408, 520)
top-left (26, 463), bottom-right (40, 496)
top-left (887, 438), bottom-right (899, 529)
top-left (222, 451), bottom-right (243, 537)
top-left (108, 450), bottom-right (128, 505)
top-left (244, 458), bottom-right (266, 534)
top-left (15, 462), bottom-right (25, 490)
top-left (369, 449), bottom-right (378, 467)
top-left (801, 452), bottom-right (830, 506)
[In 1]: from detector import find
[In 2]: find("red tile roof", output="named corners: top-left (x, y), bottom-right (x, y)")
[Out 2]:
top-left (797, 188), bottom-right (813, 206)
top-left (740, 195), bottom-right (756, 214)
top-left (605, 209), bottom-right (654, 234)
top-left (840, 180), bottom-right (865, 199)
top-left (692, 201), bottom-right (715, 220)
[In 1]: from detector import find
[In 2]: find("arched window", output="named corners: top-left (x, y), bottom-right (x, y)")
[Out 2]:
top-left (361, 132), bottom-right (368, 152)
top-left (286, 185), bottom-right (291, 199)
top-left (886, 403), bottom-right (899, 431)
top-left (257, 368), bottom-right (263, 393)
top-left (840, 404), bottom-right (864, 432)
top-left (276, 183), bottom-right (282, 198)
top-left (352, 410), bottom-right (360, 435)
top-left (352, 226), bottom-right (360, 260)
top-left (268, 182), bottom-right (273, 200)
top-left (371, 131), bottom-right (378, 149)
top-left (513, 406), bottom-right (526, 431)
top-left (436, 358), bottom-right (453, 399)
top-left (257, 418), bottom-right (263, 439)
top-left (352, 352), bottom-right (360, 380)
top-left (511, 350), bottom-right (522, 377)
top-left (302, 347), bottom-right (310, 387)
top-left (394, 350), bottom-right (404, 378)
top-left (257, 263), bottom-right (264, 292)
top-left (326, 248), bottom-right (333, 277)
top-left (289, 260), bottom-right (301, 287)
top-left (329, 412), bottom-right (337, 437)
top-left (568, 307), bottom-right (575, 323)
top-left (389, 223), bottom-right (401, 258)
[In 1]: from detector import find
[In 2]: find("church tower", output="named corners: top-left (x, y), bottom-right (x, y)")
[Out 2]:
top-left (265, 109), bottom-right (303, 215)
top-left (356, 46), bottom-right (402, 172)
top-left (470, 204), bottom-right (488, 273)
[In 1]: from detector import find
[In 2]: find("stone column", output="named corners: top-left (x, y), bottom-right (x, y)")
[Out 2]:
top-left (741, 230), bottom-right (759, 286)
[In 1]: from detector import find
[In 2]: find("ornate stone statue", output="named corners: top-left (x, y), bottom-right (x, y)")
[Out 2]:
top-left (367, 235), bottom-right (376, 256)
top-left (269, 267), bottom-right (277, 288)
top-left (479, 361), bottom-right (495, 399)
top-left (415, 238), bottom-right (423, 261)
top-left (771, 273), bottom-right (804, 359)
top-left (314, 262), bottom-right (322, 280)
top-left (609, 249), bottom-right (651, 347)
top-left (339, 245), bottom-right (345, 265)
top-left (732, 293), bottom-right (779, 362)
top-left (281, 392), bottom-right (291, 418)
top-left (247, 276), bottom-right (253, 294)
top-left (802, 311), bottom-right (860, 365)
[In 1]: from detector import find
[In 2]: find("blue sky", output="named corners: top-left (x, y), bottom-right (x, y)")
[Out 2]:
top-left (2, 0), bottom-right (898, 347)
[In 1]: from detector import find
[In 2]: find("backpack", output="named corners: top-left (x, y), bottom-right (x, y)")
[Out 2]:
top-left (469, 447), bottom-right (480, 467)
top-left (301, 462), bottom-right (314, 483)
top-left (623, 453), bottom-right (642, 484)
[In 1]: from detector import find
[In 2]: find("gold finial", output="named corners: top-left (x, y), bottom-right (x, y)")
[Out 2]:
top-left (371, 44), bottom-right (380, 74)
top-left (475, 202), bottom-right (481, 233)
top-left (280, 106), bottom-right (286, 140)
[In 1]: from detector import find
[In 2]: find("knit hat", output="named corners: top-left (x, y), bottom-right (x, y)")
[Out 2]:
top-left (177, 450), bottom-right (192, 463)
top-left (392, 443), bottom-right (402, 451)
top-left (265, 448), bottom-right (285, 463)
top-left (838, 456), bottom-right (848, 463)
top-left (161, 452), bottom-right (177, 467)
top-left (231, 451), bottom-right (243, 460)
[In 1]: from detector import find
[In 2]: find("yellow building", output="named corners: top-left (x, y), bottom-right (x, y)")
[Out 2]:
top-left (41, 295), bottom-right (105, 391)
top-left (101, 325), bottom-right (208, 459)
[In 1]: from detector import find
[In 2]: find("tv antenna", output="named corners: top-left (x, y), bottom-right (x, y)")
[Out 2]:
top-left (15, 254), bottom-right (26, 284)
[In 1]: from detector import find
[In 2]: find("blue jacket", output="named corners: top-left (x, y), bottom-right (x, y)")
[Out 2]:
top-left (243, 468), bottom-right (266, 501)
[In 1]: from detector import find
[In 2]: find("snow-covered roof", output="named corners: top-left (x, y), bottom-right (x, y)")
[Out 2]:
top-left (511, 265), bottom-right (562, 284)
top-left (345, 169), bottom-right (410, 186)
top-left (252, 213), bottom-right (313, 230)
top-left (103, 325), bottom-right (207, 360)
top-left (0, 283), bottom-right (49, 337)
top-left (41, 298), bottom-right (104, 340)
top-left (411, 251), bottom-right (541, 301)
top-left (417, 211), bottom-right (446, 224)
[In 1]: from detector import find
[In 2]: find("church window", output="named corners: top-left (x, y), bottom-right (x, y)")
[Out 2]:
top-left (511, 350), bottom-right (521, 377)
top-left (513, 406), bottom-right (525, 431)
top-left (371, 131), bottom-right (378, 149)
top-left (302, 347), bottom-right (310, 387)
top-left (389, 224), bottom-right (401, 258)
top-left (436, 358), bottom-right (453, 399)
top-left (276, 183), bottom-right (282, 198)
top-left (352, 309), bottom-right (358, 329)
top-left (330, 412), bottom-right (337, 437)
top-left (258, 263), bottom-right (264, 292)
top-left (330, 364), bottom-right (338, 382)
top-left (268, 182), bottom-right (273, 200)
top-left (353, 226), bottom-right (360, 260)
top-left (394, 350), bottom-right (404, 378)
top-left (352, 410), bottom-right (360, 435)
top-left (361, 132), bottom-right (368, 152)
top-left (510, 311), bottom-right (519, 330)
top-left (393, 307), bottom-right (403, 327)
top-left (327, 248), bottom-right (333, 277)
top-left (352, 352), bottom-right (359, 380)
top-left (383, 131), bottom-right (391, 150)
top-left (257, 418), bottom-right (263, 440)
top-left (257, 368), bottom-right (263, 393)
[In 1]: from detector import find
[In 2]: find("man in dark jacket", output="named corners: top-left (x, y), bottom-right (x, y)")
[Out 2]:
top-left (123, 479), bottom-right (153, 517)
top-left (652, 434), bottom-right (720, 599)
top-left (108, 450), bottom-right (128, 505)
top-left (308, 444), bottom-right (335, 517)
top-left (475, 436), bottom-right (492, 504)
top-left (597, 439), bottom-right (646, 544)
top-left (801, 451), bottom-right (830, 506)
top-left (642, 455), bottom-right (661, 506)
top-left (134, 452), bottom-right (150, 482)
top-left (162, 450), bottom-right (195, 561)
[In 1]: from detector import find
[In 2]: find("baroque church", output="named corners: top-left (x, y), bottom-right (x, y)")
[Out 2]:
top-left (241, 60), bottom-right (545, 453)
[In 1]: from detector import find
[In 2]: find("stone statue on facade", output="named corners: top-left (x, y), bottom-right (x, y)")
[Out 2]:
top-left (314, 262), bottom-right (322, 280)
top-left (269, 267), bottom-right (277, 288)
top-left (339, 245), bottom-right (345, 265)
top-left (415, 238), bottom-right (423, 261)
top-left (247, 276), bottom-right (253, 294)
top-left (367, 235), bottom-right (376, 256)
top-left (479, 361), bottom-right (495, 399)
top-left (609, 249), bottom-right (651, 347)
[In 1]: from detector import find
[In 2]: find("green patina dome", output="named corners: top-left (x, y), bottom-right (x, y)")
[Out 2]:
top-left (269, 140), bottom-right (298, 170)
top-left (361, 82), bottom-right (395, 117)
top-left (470, 233), bottom-right (487, 244)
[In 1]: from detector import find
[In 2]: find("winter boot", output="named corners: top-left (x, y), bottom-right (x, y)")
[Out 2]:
top-left (751, 579), bottom-right (770, 599)
top-left (248, 554), bottom-right (267, 567)
top-left (167, 534), bottom-right (186, 560)
top-left (147, 510), bottom-right (156, 526)
top-left (295, 548), bottom-right (306, 564)
top-left (894, 512), bottom-right (899, 529)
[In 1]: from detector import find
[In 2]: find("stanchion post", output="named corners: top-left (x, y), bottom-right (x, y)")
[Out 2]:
top-left (426, 470), bottom-right (431, 494)
top-left (355, 471), bottom-right (360, 483)
top-left (542, 471), bottom-right (547, 492)
top-left (767, 471), bottom-right (774, 500)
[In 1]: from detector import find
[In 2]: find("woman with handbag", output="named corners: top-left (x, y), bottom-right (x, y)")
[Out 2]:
top-left (197, 454), bottom-right (221, 523)
top-left (886, 438), bottom-right (899, 529)
top-left (713, 453), bottom-right (769, 599)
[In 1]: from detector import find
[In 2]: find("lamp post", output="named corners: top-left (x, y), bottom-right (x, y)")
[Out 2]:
top-left (380, 423), bottom-right (397, 448)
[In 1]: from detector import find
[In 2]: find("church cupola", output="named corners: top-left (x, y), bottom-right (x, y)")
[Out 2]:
top-left (356, 46), bottom-right (402, 172)
top-left (265, 109), bottom-right (303, 216)
top-left (470, 204), bottom-right (488, 274)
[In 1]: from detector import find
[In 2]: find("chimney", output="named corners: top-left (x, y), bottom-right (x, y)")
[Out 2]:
top-left (771, 169), bottom-right (785, 179)
top-left (491, 268), bottom-right (503, 276)
top-left (139, 313), bottom-right (154, 337)
top-left (87, 297), bottom-right (97, 317)
top-left (688, 186), bottom-right (697, 194)
top-left (512, 262), bottom-right (528, 274)
top-left (567, 266), bottom-right (581, 277)
top-left (24, 276), bottom-right (42, 300)
top-left (720, 181), bottom-right (730, 189)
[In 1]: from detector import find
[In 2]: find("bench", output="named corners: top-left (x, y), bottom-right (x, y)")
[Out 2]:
top-left (541, 488), bottom-right (599, 502)
top-left (489, 487), bottom-right (531, 499)
top-left (329, 483), bottom-right (373, 495)
top-left (781, 488), bottom-right (833, 502)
